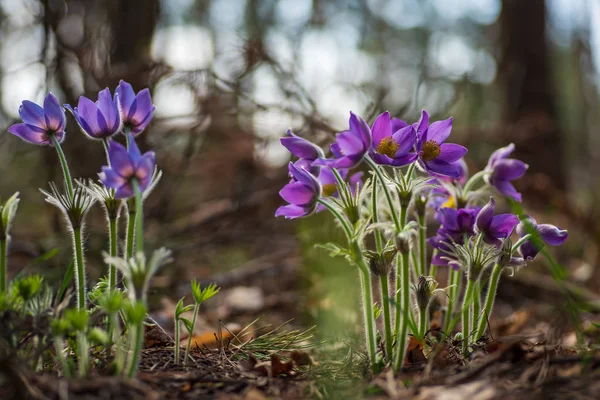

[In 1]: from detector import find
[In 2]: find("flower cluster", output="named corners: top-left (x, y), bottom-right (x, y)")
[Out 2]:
top-left (275, 109), bottom-right (568, 371)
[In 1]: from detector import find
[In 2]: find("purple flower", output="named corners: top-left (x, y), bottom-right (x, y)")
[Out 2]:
top-left (475, 197), bottom-right (519, 246)
top-left (313, 112), bottom-right (372, 169)
top-left (65, 88), bottom-right (121, 139)
top-left (275, 162), bottom-right (322, 219)
top-left (99, 134), bottom-right (155, 199)
top-left (8, 93), bottom-right (66, 146)
top-left (428, 206), bottom-right (479, 267)
top-left (315, 167), bottom-right (363, 211)
top-left (281, 129), bottom-right (324, 162)
top-left (369, 111), bottom-right (417, 167)
top-left (414, 110), bottom-right (467, 178)
top-left (115, 80), bottom-right (155, 135)
top-left (516, 216), bottom-right (568, 260)
top-left (485, 143), bottom-right (528, 202)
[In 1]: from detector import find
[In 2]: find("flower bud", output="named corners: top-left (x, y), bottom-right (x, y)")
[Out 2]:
top-left (398, 190), bottom-right (412, 208)
top-left (414, 194), bottom-right (427, 217)
top-left (414, 276), bottom-right (438, 311)
top-left (395, 232), bottom-right (411, 254)
top-left (366, 248), bottom-right (396, 276)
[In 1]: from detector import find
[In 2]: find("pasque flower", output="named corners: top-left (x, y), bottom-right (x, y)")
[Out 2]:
top-left (115, 80), bottom-right (155, 135)
top-left (429, 207), bottom-right (479, 266)
top-left (313, 112), bottom-right (372, 169)
top-left (475, 197), bottom-right (519, 246)
top-left (414, 110), bottom-right (467, 178)
top-left (516, 217), bottom-right (568, 260)
top-left (65, 88), bottom-right (121, 139)
top-left (315, 166), bottom-right (363, 212)
top-left (99, 135), bottom-right (155, 199)
top-left (485, 143), bottom-right (528, 202)
top-left (8, 93), bottom-right (66, 146)
top-left (281, 129), bottom-right (324, 162)
top-left (369, 111), bottom-right (417, 167)
top-left (275, 162), bottom-right (322, 219)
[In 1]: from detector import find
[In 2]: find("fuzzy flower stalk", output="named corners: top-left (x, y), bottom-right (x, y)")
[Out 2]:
top-left (0, 193), bottom-right (20, 295)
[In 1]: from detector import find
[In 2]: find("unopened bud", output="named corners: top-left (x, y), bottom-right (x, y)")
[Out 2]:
top-left (414, 194), bottom-right (427, 217)
top-left (398, 190), bottom-right (412, 208)
top-left (497, 239), bottom-right (512, 267)
top-left (414, 276), bottom-right (438, 311)
top-left (395, 232), bottom-right (411, 254)
top-left (366, 248), bottom-right (396, 276)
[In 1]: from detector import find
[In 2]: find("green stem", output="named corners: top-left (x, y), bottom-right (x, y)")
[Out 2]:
top-left (108, 218), bottom-right (118, 291)
top-left (393, 250), bottom-right (410, 371)
top-left (132, 180), bottom-right (144, 254)
top-left (418, 214), bottom-right (426, 277)
top-left (125, 126), bottom-right (131, 148)
top-left (399, 204), bottom-right (408, 228)
top-left (371, 175), bottom-right (383, 252)
top-left (73, 228), bottom-right (86, 310)
top-left (50, 135), bottom-right (74, 199)
top-left (127, 322), bottom-right (144, 377)
top-left (53, 338), bottom-right (70, 378)
top-left (365, 157), bottom-right (401, 232)
top-left (471, 281), bottom-right (481, 335)
top-left (125, 200), bottom-right (136, 259)
top-left (316, 199), bottom-right (352, 239)
top-left (511, 234), bottom-right (532, 253)
top-left (418, 305), bottom-right (428, 339)
top-left (174, 318), bottom-right (181, 365)
top-left (379, 274), bottom-right (393, 362)
top-left (184, 303), bottom-right (200, 367)
top-left (0, 239), bottom-right (7, 295)
top-left (353, 246), bottom-right (377, 373)
top-left (475, 263), bottom-right (502, 340)
top-left (430, 264), bottom-right (437, 279)
top-left (461, 279), bottom-right (475, 355)
top-left (462, 170), bottom-right (487, 193)
top-left (102, 138), bottom-right (111, 163)
top-left (443, 267), bottom-right (462, 334)
top-left (77, 331), bottom-right (89, 377)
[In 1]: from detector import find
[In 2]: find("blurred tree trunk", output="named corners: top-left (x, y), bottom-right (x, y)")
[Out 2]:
top-left (498, 0), bottom-right (564, 190)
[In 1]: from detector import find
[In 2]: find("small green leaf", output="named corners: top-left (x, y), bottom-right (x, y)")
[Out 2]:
top-left (58, 260), bottom-right (75, 302)
top-left (181, 317), bottom-right (194, 334)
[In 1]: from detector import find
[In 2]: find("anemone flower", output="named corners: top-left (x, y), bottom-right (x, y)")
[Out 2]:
top-left (314, 166), bottom-right (363, 210)
top-left (313, 112), bottom-right (371, 169)
top-left (516, 216), bottom-right (568, 260)
top-left (437, 207), bottom-right (480, 242)
top-left (99, 134), bottom-right (155, 199)
top-left (8, 93), bottom-right (66, 146)
top-left (485, 143), bottom-right (528, 202)
top-left (115, 80), bottom-right (155, 135)
top-left (275, 162), bottom-right (322, 219)
top-left (368, 111), bottom-right (417, 167)
top-left (414, 110), bottom-right (467, 178)
top-left (475, 197), bottom-right (519, 246)
top-left (65, 88), bottom-right (121, 139)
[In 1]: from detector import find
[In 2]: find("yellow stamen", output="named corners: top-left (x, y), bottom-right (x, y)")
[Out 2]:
top-left (375, 137), bottom-right (399, 158)
top-left (441, 195), bottom-right (456, 209)
top-left (421, 140), bottom-right (441, 162)
top-left (322, 184), bottom-right (337, 197)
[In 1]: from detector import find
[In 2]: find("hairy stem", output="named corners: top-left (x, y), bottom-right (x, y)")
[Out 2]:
top-left (461, 278), bottom-right (475, 355)
top-left (108, 217), bottom-right (118, 291)
top-left (418, 305), bottom-right (428, 340)
top-left (132, 180), bottom-right (144, 254)
top-left (125, 200), bottom-right (136, 259)
top-left (51, 135), bottom-right (74, 199)
top-left (475, 263), bottom-right (502, 340)
top-left (365, 157), bottom-right (401, 232)
top-left (471, 280), bottom-right (481, 336)
top-left (352, 243), bottom-right (377, 373)
top-left (77, 331), bottom-right (89, 377)
top-left (379, 274), bottom-right (393, 361)
top-left (418, 214), bottom-right (426, 277)
top-left (174, 318), bottom-right (181, 365)
top-left (73, 228), bottom-right (86, 310)
top-left (393, 250), bottom-right (410, 371)
top-left (53, 338), bottom-right (70, 378)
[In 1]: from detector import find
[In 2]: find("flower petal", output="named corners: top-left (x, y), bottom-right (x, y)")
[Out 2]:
top-left (516, 216), bottom-right (537, 237)
top-left (475, 197), bottom-right (496, 232)
top-left (116, 80), bottom-right (136, 118)
top-left (391, 118), bottom-right (409, 133)
top-left (348, 112), bottom-right (372, 148)
top-left (392, 125), bottom-right (417, 155)
top-left (76, 96), bottom-right (102, 137)
top-left (275, 204), bottom-right (308, 219)
top-left (43, 93), bottom-right (65, 132)
top-left (7, 123), bottom-right (49, 145)
top-left (424, 159), bottom-right (461, 178)
top-left (416, 109), bottom-right (429, 137)
top-left (371, 111), bottom-right (391, 147)
top-left (280, 129), bottom-right (323, 160)
top-left (537, 224), bottom-right (568, 246)
top-left (491, 159), bottom-right (528, 181)
top-left (439, 208), bottom-right (459, 231)
top-left (100, 166), bottom-right (128, 190)
top-left (19, 100), bottom-right (46, 129)
top-left (488, 214), bottom-right (519, 238)
top-left (426, 117), bottom-right (453, 144)
top-left (114, 185), bottom-right (135, 199)
top-left (437, 143), bottom-right (467, 163)
top-left (135, 152), bottom-right (156, 190)
top-left (279, 182), bottom-right (316, 206)
top-left (97, 88), bottom-right (119, 132)
top-left (520, 240), bottom-right (539, 260)
top-left (130, 88), bottom-right (154, 125)
top-left (490, 179), bottom-right (522, 202)
top-left (107, 140), bottom-right (135, 178)
top-left (487, 143), bottom-right (515, 168)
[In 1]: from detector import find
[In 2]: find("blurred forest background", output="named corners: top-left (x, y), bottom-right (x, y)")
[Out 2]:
top-left (0, 0), bottom-right (597, 339)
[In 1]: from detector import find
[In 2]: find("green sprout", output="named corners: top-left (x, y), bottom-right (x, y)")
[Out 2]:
top-left (184, 280), bottom-right (220, 367)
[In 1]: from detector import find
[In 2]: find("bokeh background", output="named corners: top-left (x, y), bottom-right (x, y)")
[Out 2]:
top-left (0, 0), bottom-right (596, 341)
